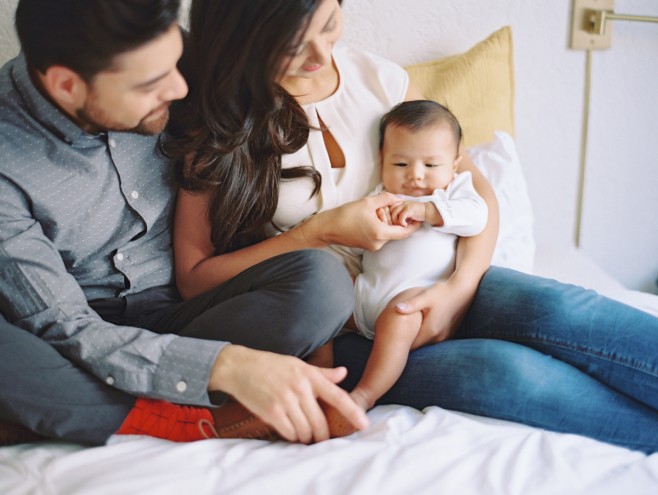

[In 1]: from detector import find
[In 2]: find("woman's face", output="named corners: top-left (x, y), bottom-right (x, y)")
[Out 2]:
top-left (279, 0), bottom-right (343, 81)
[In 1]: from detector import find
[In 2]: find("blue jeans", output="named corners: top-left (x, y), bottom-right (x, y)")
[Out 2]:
top-left (334, 267), bottom-right (658, 453)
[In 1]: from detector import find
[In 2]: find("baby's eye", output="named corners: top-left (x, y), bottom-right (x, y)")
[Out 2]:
top-left (425, 163), bottom-right (440, 168)
top-left (393, 162), bottom-right (407, 167)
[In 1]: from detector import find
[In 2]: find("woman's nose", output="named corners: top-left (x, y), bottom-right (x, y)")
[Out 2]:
top-left (308, 40), bottom-right (332, 66)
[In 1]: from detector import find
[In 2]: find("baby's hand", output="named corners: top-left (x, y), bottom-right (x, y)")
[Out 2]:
top-left (389, 201), bottom-right (426, 227)
top-left (376, 205), bottom-right (394, 225)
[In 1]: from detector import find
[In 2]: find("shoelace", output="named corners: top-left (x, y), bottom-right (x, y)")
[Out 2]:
top-left (199, 416), bottom-right (279, 441)
top-left (198, 418), bottom-right (219, 439)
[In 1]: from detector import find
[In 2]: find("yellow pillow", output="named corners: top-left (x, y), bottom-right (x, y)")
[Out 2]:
top-left (405, 26), bottom-right (515, 149)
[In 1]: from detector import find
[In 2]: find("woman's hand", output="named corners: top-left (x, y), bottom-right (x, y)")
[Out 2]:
top-left (302, 191), bottom-right (420, 251)
top-left (395, 276), bottom-right (478, 345)
top-left (209, 345), bottom-right (369, 444)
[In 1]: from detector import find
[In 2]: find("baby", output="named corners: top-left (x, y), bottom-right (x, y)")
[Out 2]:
top-left (349, 100), bottom-right (488, 413)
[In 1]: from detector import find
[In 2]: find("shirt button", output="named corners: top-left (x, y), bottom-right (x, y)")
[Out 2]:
top-left (108, 138), bottom-right (116, 148)
top-left (131, 191), bottom-right (139, 200)
top-left (176, 381), bottom-right (188, 393)
top-left (116, 253), bottom-right (124, 261)
top-left (106, 376), bottom-right (115, 385)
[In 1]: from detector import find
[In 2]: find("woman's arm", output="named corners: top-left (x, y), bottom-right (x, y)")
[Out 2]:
top-left (174, 188), bottom-right (310, 299)
top-left (450, 154), bottom-right (499, 284)
top-left (174, 187), bottom-right (418, 299)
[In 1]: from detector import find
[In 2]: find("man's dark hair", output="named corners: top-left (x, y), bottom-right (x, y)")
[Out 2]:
top-left (379, 100), bottom-right (463, 151)
top-left (15, 0), bottom-right (180, 81)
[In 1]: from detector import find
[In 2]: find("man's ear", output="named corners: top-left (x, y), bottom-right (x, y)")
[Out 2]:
top-left (40, 65), bottom-right (88, 107)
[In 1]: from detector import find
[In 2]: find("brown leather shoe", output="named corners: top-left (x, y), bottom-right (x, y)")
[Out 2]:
top-left (208, 400), bottom-right (280, 441)
top-left (0, 420), bottom-right (45, 446)
top-left (319, 400), bottom-right (358, 438)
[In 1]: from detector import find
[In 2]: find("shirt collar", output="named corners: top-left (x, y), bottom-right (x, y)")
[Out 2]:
top-left (12, 53), bottom-right (89, 145)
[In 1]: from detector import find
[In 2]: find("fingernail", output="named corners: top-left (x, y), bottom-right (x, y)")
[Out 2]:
top-left (396, 303), bottom-right (408, 311)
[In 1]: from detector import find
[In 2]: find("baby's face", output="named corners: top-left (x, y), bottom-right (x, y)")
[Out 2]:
top-left (381, 124), bottom-right (460, 197)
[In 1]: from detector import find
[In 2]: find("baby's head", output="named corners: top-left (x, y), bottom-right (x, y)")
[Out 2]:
top-left (378, 100), bottom-right (462, 196)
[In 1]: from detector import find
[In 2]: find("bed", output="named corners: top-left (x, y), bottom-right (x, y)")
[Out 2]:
top-left (2, 27), bottom-right (658, 495)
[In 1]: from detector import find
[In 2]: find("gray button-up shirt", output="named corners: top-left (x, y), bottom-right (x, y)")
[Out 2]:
top-left (0, 54), bottom-right (224, 406)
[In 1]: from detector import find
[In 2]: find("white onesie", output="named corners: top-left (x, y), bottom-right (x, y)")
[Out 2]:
top-left (353, 172), bottom-right (487, 339)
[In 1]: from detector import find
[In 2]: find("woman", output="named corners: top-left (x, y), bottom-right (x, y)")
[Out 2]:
top-left (167, 0), bottom-right (658, 452)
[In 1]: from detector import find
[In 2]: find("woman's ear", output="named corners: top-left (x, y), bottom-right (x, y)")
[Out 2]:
top-left (40, 65), bottom-right (88, 107)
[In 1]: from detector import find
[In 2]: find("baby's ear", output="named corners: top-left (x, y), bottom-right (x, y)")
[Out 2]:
top-left (453, 153), bottom-right (463, 171)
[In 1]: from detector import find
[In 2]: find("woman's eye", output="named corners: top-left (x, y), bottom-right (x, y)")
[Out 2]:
top-left (287, 44), bottom-right (304, 56)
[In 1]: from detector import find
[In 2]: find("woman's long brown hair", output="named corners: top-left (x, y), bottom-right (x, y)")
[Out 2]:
top-left (165, 0), bottom-right (330, 253)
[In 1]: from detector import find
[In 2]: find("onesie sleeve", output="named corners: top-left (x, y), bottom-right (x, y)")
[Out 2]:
top-left (429, 172), bottom-right (488, 236)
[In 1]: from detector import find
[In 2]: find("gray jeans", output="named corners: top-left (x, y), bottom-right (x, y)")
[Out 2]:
top-left (0, 249), bottom-right (353, 445)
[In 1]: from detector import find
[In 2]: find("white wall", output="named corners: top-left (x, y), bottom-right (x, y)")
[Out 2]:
top-left (1, 0), bottom-right (656, 293)
top-left (340, 0), bottom-right (658, 294)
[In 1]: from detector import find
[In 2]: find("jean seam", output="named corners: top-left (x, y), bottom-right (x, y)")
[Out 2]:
top-left (484, 333), bottom-right (658, 378)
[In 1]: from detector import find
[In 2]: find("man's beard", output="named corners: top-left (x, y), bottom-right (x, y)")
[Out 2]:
top-left (76, 99), bottom-right (170, 136)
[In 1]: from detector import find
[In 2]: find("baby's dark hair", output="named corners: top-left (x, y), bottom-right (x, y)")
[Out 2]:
top-left (378, 100), bottom-right (462, 151)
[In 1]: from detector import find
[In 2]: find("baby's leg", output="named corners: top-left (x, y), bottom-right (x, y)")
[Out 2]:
top-left (322, 288), bottom-right (425, 438)
top-left (351, 287), bottom-right (425, 411)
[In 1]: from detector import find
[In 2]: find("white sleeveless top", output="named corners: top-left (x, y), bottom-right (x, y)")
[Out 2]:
top-left (270, 45), bottom-right (409, 274)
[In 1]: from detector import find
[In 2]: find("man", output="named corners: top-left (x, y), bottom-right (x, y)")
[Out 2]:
top-left (0, 0), bottom-right (366, 446)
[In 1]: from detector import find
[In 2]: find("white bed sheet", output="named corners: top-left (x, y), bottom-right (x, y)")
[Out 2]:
top-left (1, 246), bottom-right (657, 495)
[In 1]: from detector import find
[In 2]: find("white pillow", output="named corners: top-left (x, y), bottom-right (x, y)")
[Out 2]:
top-left (467, 131), bottom-right (535, 273)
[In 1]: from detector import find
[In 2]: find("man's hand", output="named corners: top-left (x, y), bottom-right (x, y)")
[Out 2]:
top-left (208, 345), bottom-right (369, 444)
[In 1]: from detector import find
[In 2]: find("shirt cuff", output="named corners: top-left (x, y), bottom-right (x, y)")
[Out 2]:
top-left (153, 336), bottom-right (228, 407)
